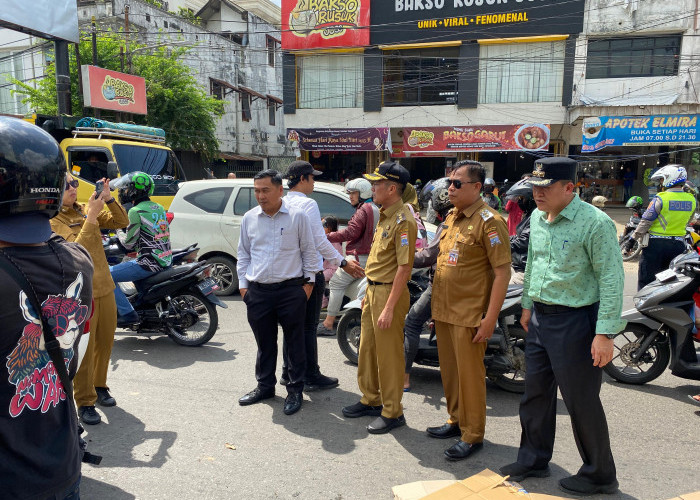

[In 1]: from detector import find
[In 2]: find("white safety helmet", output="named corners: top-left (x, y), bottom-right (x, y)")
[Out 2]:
top-left (651, 164), bottom-right (687, 188)
top-left (591, 195), bottom-right (607, 208)
top-left (345, 178), bottom-right (372, 200)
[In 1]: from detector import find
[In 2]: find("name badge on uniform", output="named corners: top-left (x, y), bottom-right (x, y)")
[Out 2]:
top-left (447, 247), bottom-right (459, 266)
top-left (400, 232), bottom-right (408, 246)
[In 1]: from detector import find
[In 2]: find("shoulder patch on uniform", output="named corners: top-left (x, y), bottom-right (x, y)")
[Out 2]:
top-left (400, 232), bottom-right (408, 246)
top-left (487, 229), bottom-right (501, 246)
top-left (480, 209), bottom-right (493, 221)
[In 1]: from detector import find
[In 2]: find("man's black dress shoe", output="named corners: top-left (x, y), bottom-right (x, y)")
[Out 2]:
top-left (559, 475), bottom-right (618, 496)
top-left (304, 374), bottom-right (339, 391)
top-left (342, 401), bottom-right (383, 418)
top-left (444, 441), bottom-right (483, 461)
top-left (95, 387), bottom-right (116, 407)
top-left (283, 392), bottom-right (303, 415)
top-left (367, 414), bottom-right (406, 434)
top-left (426, 423), bottom-right (461, 439)
top-left (238, 388), bottom-right (274, 406)
top-left (499, 462), bottom-right (551, 482)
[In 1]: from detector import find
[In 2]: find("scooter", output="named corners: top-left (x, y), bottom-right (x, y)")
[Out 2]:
top-left (336, 276), bottom-right (527, 393)
top-left (604, 252), bottom-right (700, 384)
top-left (117, 261), bottom-right (227, 346)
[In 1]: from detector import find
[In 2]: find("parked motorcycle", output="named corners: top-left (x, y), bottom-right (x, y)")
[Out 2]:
top-left (604, 251), bottom-right (700, 384)
top-left (619, 196), bottom-right (645, 261)
top-left (117, 261), bottom-right (227, 346)
top-left (336, 275), bottom-right (527, 393)
top-left (103, 233), bottom-right (199, 267)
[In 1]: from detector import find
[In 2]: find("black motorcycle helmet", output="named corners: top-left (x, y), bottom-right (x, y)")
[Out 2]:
top-left (506, 178), bottom-right (537, 214)
top-left (111, 171), bottom-right (155, 205)
top-left (0, 116), bottom-right (66, 244)
top-left (430, 178), bottom-right (454, 218)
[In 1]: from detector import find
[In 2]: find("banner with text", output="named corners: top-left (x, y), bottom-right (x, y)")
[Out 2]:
top-left (288, 128), bottom-right (390, 151)
top-left (282, 0), bottom-right (370, 49)
top-left (81, 66), bottom-right (147, 115)
top-left (370, 0), bottom-right (585, 45)
top-left (581, 115), bottom-right (700, 152)
top-left (402, 124), bottom-right (550, 153)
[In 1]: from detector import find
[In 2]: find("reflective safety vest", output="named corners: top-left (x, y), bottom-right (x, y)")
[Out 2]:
top-left (649, 190), bottom-right (696, 236)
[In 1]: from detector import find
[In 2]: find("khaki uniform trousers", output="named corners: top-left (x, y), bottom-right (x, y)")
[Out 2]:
top-left (434, 320), bottom-right (487, 443)
top-left (74, 293), bottom-right (117, 407)
top-left (358, 284), bottom-right (409, 419)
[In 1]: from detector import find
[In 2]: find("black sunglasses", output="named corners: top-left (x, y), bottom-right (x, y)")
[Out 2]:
top-left (66, 179), bottom-right (79, 189)
top-left (448, 179), bottom-right (479, 189)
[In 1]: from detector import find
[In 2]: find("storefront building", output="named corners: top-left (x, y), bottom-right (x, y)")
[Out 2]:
top-left (282, 0), bottom-right (700, 203)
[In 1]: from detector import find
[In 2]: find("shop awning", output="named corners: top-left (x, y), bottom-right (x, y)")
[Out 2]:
top-left (220, 153), bottom-right (264, 162)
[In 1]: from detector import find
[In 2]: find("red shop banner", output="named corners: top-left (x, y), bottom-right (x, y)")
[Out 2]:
top-left (402, 124), bottom-right (551, 153)
top-left (282, 0), bottom-right (370, 50)
top-left (81, 65), bottom-right (147, 115)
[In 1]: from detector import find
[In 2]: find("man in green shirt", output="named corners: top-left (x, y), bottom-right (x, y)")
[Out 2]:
top-left (499, 157), bottom-right (625, 496)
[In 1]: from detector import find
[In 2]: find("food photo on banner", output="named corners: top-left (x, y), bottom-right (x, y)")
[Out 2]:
top-left (281, 0), bottom-right (371, 49)
top-left (370, 0), bottom-right (585, 44)
top-left (401, 125), bottom-right (550, 153)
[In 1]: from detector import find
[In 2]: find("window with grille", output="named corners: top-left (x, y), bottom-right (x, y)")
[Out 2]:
top-left (297, 54), bottom-right (364, 109)
top-left (586, 36), bottom-right (681, 79)
top-left (479, 41), bottom-right (565, 104)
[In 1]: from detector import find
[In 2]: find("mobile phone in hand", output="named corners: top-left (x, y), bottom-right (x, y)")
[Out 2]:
top-left (95, 180), bottom-right (104, 196)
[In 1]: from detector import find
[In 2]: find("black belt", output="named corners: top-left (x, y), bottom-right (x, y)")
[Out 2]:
top-left (533, 301), bottom-right (587, 315)
top-left (250, 277), bottom-right (304, 290)
top-left (367, 278), bottom-right (392, 286)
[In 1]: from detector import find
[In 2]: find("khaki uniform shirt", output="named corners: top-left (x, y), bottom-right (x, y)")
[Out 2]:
top-left (50, 202), bottom-right (129, 298)
top-left (432, 199), bottom-right (511, 328)
top-left (365, 199), bottom-right (417, 283)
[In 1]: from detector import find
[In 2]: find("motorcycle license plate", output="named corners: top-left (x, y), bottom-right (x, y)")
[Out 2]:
top-left (197, 278), bottom-right (220, 295)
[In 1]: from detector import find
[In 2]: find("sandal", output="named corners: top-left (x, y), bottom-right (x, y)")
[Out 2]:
top-left (688, 394), bottom-right (700, 406)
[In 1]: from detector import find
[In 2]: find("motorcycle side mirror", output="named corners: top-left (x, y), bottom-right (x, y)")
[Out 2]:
top-left (107, 161), bottom-right (119, 180)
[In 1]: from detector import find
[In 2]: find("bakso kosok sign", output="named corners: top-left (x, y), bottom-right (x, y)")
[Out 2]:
top-left (582, 114), bottom-right (700, 152)
top-left (402, 124), bottom-right (551, 153)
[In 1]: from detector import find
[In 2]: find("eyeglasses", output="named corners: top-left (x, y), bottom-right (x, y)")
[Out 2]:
top-left (66, 179), bottom-right (79, 189)
top-left (448, 179), bottom-right (479, 189)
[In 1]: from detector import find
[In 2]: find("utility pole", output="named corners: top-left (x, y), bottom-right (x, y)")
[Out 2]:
top-left (54, 39), bottom-right (72, 124)
top-left (125, 2), bottom-right (131, 73)
top-left (91, 16), bottom-right (100, 118)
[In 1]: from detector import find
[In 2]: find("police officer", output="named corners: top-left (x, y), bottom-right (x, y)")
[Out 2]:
top-left (342, 161), bottom-right (417, 434)
top-left (427, 161), bottom-right (511, 460)
top-left (631, 164), bottom-right (696, 290)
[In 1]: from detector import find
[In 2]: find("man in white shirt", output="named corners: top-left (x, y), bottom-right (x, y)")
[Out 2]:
top-left (282, 161), bottom-right (364, 391)
top-left (236, 170), bottom-right (318, 416)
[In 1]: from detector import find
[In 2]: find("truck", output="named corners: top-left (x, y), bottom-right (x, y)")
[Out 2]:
top-left (30, 115), bottom-right (186, 209)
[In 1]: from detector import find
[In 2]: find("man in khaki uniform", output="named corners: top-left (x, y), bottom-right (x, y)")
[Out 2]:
top-left (51, 174), bottom-right (129, 425)
top-left (342, 161), bottom-right (417, 434)
top-left (428, 160), bottom-right (511, 460)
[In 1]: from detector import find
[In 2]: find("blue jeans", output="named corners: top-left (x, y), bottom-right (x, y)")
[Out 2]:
top-left (110, 261), bottom-right (156, 316)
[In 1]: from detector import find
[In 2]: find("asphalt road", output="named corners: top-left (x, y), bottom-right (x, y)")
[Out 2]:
top-left (81, 240), bottom-right (700, 499)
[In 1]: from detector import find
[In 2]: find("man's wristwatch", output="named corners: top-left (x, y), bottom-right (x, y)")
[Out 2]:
top-left (340, 258), bottom-right (348, 268)
top-left (604, 334), bottom-right (616, 339)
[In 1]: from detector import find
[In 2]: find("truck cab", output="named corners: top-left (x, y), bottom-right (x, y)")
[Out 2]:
top-left (33, 115), bottom-right (186, 209)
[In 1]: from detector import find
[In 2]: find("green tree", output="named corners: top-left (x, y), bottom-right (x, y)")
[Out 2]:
top-left (14, 32), bottom-right (223, 158)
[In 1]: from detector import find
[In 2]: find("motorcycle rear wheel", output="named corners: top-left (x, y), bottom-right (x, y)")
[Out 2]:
top-left (604, 324), bottom-right (670, 384)
top-left (620, 237), bottom-right (641, 261)
top-left (165, 291), bottom-right (218, 346)
top-left (337, 309), bottom-right (361, 365)
top-left (490, 340), bottom-right (526, 394)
